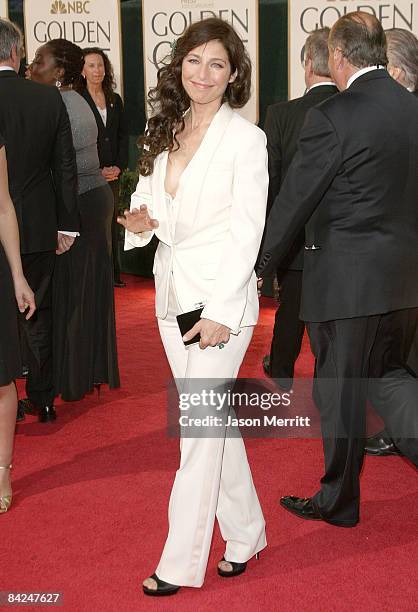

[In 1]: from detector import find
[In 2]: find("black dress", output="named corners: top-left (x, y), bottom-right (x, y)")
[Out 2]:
top-left (53, 91), bottom-right (120, 401)
top-left (0, 138), bottom-right (21, 386)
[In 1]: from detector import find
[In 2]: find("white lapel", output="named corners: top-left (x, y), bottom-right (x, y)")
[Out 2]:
top-left (173, 103), bottom-right (234, 243)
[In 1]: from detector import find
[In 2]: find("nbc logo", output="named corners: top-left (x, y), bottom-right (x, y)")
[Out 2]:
top-left (50, 1), bottom-right (67, 14)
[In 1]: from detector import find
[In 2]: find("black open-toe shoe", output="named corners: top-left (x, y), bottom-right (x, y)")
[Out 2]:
top-left (217, 552), bottom-right (260, 578)
top-left (142, 573), bottom-right (180, 597)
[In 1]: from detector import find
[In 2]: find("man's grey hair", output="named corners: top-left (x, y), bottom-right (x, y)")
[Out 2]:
top-left (329, 12), bottom-right (387, 69)
top-left (305, 28), bottom-right (331, 78)
top-left (386, 28), bottom-right (418, 91)
top-left (0, 18), bottom-right (23, 63)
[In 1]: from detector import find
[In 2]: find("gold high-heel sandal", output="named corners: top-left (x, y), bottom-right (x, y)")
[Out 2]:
top-left (0, 464), bottom-right (12, 514)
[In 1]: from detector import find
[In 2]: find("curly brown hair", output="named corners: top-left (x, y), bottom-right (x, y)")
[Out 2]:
top-left (139, 17), bottom-right (252, 176)
top-left (74, 47), bottom-right (116, 104)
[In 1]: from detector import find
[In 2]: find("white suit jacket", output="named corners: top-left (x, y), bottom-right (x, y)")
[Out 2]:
top-left (125, 103), bottom-right (268, 334)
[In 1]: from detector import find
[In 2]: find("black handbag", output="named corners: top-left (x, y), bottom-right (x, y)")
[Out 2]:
top-left (176, 307), bottom-right (204, 346)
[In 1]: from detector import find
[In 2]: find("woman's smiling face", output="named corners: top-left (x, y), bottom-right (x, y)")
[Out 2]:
top-left (181, 39), bottom-right (236, 106)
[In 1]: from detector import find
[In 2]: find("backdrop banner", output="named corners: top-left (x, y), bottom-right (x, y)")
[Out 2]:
top-left (142, 0), bottom-right (259, 123)
top-left (288, 0), bottom-right (418, 99)
top-left (0, 0), bottom-right (8, 18)
top-left (23, 0), bottom-right (123, 94)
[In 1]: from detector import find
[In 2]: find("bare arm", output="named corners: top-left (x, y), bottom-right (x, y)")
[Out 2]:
top-left (0, 148), bottom-right (35, 319)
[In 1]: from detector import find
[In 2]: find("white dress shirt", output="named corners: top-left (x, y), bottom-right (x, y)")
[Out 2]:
top-left (307, 81), bottom-right (337, 92)
top-left (96, 105), bottom-right (107, 126)
top-left (347, 65), bottom-right (385, 89)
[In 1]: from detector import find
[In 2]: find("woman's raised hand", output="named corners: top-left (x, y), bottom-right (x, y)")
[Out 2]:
top-left (117, 204), bottom-right (159, 234)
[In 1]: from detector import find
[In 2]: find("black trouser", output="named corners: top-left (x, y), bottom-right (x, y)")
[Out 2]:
top-left (20, 251), bottom-right (56, 406)
top-left (368, 309), bottom-right (418, 460)
top-left (308, 308), bottom-right (418, 527)
top-left (407, 327), bottom-right (418, 375)
top-left (269, 268), bottom-right (305, 384)
top-left (110, 179), bottom-right (121, 282)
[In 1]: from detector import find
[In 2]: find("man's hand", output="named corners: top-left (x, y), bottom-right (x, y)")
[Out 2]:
top-left (117, 205), bottom-right (159, 234)
top-left (13, 275), bottom-right (36, 320)
top-left (183, 318), bottom-right (231, 350)
top-left (56, 233), bottom-right (75, 255)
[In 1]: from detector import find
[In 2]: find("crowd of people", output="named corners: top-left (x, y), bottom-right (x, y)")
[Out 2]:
top-left (0, 20), bottom-right (127, 509)
top-left (0, 10), bottom-right (417, 601)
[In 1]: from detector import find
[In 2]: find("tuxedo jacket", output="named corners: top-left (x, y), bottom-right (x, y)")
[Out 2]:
top-left (125, 103), bottom-right (268, 333)
top-left (80, 89), bottom-right (128, 171)
top-left (264, 84), bottom-right (338, 270)
top-left (407, 88), bottom-right (418, 374)
top-left (258, 70), bottom-right (418, 322)
top-left (0, 71), bottom-right (78, 255)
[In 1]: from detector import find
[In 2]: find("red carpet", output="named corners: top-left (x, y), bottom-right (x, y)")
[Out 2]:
top-left (4, 275), bottom-right (417, 611)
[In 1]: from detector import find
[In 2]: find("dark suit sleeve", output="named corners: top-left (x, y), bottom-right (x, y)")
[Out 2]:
top-left (255, 105), bottom-right (283, 270)
top-left (257, 107), bottom-right (341, 277)
top-left (51, 95), bottom-right (79, 232)
top-left (264, 105), bottom-right (282, 215)
top-left (115, 94), bottom-right (129, 171)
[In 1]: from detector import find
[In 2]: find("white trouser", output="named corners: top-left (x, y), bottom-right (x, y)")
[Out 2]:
top-left (155, 281), bottom-right (266, 587)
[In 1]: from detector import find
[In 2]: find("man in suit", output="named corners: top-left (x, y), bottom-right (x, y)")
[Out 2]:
top-left (0, 19), bottom-right (79, 422)
top-left (365, 27), bottom-right (418, 456)
top-left (262, 28), bottom-right (338, 390)
top-left (258, 12), bottom-right (418, 527)
top-left (364, 28), bottom-right (418, 456)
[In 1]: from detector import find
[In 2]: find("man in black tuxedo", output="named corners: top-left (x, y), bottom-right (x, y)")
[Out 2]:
top-left (0, 19), bottom-right (78, 422)
top-left (258, 12), bottom-right (418, 527)
top-left (364, 27), bottom-right (418, 456)
top-left (262, 28), bottom-right (338, 390)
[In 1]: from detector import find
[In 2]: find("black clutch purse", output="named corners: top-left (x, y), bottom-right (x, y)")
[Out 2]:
top-left (176, 307), bottom-right (204, 346)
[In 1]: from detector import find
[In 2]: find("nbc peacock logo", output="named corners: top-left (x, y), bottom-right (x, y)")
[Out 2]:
top-left (50, 0), bottom-right (67, 14)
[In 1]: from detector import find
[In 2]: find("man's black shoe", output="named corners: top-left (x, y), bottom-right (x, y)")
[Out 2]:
top-left (39, 405), bottom-right (57, 423)
top-left (262, 354), bottom-right (271, 376)
top-left (364, 430), bottom-right (401, 456)
top-left (280, 496), bottom-right (358, 527)
top-left (18, 399), bottom-right (57, 423)
top-left (280, 496), bottom-right (322, 521)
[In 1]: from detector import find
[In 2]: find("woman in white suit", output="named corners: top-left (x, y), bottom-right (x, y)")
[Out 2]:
top-left (118, 18), bottom-right (268, 596)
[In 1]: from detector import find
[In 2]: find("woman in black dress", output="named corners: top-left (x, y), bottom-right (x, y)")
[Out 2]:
top-left (0, 137), bottom-right (35, 513)
top-left (27, 39), bottom-right (120, 401)
top-left (75, 48), bottom-right (128, 287)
